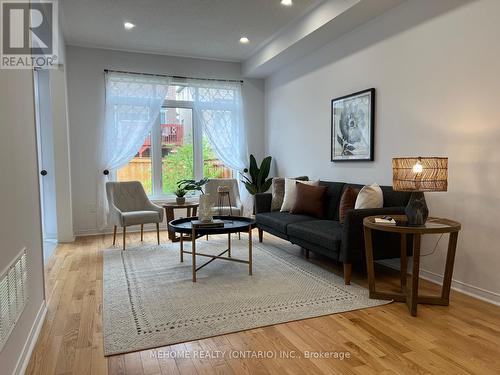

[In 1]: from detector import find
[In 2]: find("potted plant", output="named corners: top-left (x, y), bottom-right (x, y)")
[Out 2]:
top-left (174, 188), bottom-right (187, 205)
top-left (240, 154), bottom-right (273, 195)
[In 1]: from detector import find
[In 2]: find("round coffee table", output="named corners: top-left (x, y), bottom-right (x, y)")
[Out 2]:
top-left (168, 216), bottom-right (256, 282)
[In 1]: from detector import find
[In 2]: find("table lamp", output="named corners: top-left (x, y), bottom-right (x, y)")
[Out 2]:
top-left (392, 157), bottom-right (448, 226)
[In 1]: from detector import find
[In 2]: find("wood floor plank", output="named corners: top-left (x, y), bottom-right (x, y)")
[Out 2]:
top-left (25, 230), bottom-right (500, 375)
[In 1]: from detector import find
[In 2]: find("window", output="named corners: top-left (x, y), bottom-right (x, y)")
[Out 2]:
top-left (116, 85), bottom-right (231, 198)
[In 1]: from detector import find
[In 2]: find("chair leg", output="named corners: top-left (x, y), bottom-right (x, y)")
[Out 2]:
top-left (140, 224), bottom-right (144, 242)
top-left (258, 228), bottom-right (263, 243)
top-left (122, 226), bottom-right (126, 250)
top-left (156, 223), bottom-right (160, 245)
top-left (112, 225), bottom-right (117, 246)
top-left (343, 263), bottom-right (352, 285)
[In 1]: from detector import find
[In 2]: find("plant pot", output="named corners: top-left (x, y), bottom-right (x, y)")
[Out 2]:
top-left (176, 197), bottom-right (186, 205)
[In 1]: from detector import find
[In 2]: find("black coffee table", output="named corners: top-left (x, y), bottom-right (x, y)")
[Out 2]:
top-left (168, 216), bottom-right (256, 282)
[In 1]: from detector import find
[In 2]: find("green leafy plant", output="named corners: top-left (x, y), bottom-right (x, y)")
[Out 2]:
top-left (177, 178), bottom-right (209, 194)
top-left (174, 188), bottom-right (187, 198)
top-left (240, 154), bottom-right (273, 195)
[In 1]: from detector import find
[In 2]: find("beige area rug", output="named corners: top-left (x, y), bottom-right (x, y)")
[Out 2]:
top-left (103, 235), bottom-right (389, 356)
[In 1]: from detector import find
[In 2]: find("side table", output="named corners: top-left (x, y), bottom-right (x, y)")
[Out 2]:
top-left (363, 215), bottom-right (461, 316)
top-left (163, 201), bottom-right (199, 242)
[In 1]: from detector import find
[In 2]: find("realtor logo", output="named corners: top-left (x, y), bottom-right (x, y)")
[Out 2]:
top-left (1, 0), bottom-right (58, 69)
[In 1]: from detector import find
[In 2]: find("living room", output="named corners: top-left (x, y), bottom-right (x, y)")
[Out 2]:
top-left (1, 0), bottom-right (499, 374)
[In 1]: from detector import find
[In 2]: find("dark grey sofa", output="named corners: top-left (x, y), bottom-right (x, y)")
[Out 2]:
top-left (255, 181), bottom-right (412, 284)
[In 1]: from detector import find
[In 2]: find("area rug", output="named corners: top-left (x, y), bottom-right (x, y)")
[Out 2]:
top-left (103, 236), bottom-right (389, 356)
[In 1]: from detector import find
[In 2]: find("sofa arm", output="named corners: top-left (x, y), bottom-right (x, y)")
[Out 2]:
top-left (255, 193), bottom-right (272, 214)
top-left (341, 207), bottom-right (406, 264)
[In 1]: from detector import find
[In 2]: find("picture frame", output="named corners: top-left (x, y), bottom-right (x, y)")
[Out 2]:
top-left (331, 88), bottom-right (375, 161)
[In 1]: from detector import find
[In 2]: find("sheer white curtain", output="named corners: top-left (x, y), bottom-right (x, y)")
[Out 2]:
top-left (187, 79), bottom-right (250, 213)
top-left (97, 72), bottom-right (171, 228)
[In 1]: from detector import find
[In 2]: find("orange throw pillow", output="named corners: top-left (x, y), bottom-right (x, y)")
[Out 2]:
top-left (290, 183), bottom-right (327, 218)
top-left (339, 186), bottom-right (360, 224)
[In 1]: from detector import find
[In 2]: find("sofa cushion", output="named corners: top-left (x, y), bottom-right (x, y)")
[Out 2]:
top-left (256, 212), bottom-right (314, 234)
top-left (290, 183), bottom-right (327, 218)
top-left (287, 220), bottom-right (343, 252)
top-left (271, 176), bottom-right (308, 211)
top-left (339, 186), bottom-right (359, 224)
top-left (319, 181), bottom-right (346, 221)
top-left (355, 183), bottom-right (383, 209)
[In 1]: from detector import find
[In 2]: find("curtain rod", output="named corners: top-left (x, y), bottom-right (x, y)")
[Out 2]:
top-left (104, 69), bottom-right (243, 84)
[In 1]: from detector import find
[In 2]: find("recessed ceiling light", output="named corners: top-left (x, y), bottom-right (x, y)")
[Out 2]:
top-left (124, 22), bottom-right (135, 30)
top-left (281, 0), bottom-right (293, 6)
top-left (239, 37), bottom-right (250, 44)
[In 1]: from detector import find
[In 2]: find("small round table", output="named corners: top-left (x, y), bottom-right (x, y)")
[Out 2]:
top-left (168, 216), bottom-right (256, 282)
top-left (163, 201), bottom-right (199, 242)
top-left (363, 215), bottom-right (461, 316)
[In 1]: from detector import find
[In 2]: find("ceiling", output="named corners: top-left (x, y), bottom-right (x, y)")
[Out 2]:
top-left (61, 0), bottom-right (322, 61)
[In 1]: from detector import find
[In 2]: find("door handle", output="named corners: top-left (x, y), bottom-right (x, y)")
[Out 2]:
top-left (40, 170), bottom-right (48, 176)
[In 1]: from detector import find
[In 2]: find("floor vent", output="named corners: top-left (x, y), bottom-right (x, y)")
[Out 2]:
top-left (0, 248), bottom-right (28, 351)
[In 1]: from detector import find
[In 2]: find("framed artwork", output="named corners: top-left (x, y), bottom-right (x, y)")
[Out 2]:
top-left (331, 88), bottom-right (375, 161)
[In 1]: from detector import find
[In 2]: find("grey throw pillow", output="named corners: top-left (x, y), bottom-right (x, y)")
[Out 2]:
top-left (270, 176), bottom-right (308, 211)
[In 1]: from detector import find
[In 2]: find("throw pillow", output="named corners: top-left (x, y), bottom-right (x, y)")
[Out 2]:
top-left (355, 183), bottom-right (383, 209)
top-left (280, 178), bottom-right (319, 212)
top-left (339, 186), bottom-right (360, 223)
top-left (290, 183), bottom-right (327, 218)
top-left (271, 176), bottom-right (308, 211)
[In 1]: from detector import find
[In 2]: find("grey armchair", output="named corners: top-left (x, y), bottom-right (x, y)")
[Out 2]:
top-left (204, 178), bottom-right (243, 216)
top-left (106, 181), bottom-right (164, 249)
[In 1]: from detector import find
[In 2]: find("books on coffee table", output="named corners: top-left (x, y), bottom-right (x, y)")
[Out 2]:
top-left (191, 219), bottom-right (225, 228)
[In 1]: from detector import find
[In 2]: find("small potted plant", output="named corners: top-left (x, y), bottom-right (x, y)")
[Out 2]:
top-left (174, 188), bottom-right (187, 205)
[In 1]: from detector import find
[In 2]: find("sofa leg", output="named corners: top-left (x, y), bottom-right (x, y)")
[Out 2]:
top-left (305, 249), bottom-right (310, 259)
top-left (258, 228), bottom-right (263, 243)
top-left (343, 263), bottom-right (352, 285)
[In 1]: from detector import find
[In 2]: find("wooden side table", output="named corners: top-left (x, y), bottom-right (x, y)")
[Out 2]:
top-left (163, 202), bottom-right (199, 242)
top-left (363, 215), bottom-right (461, 316)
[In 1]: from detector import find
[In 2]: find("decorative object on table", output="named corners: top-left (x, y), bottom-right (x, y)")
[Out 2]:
top-left (240, 154), bottom-right (273, 195)
top-left (177, 178), bottom-right (211, 222)
top-left (354, 183), bottom-right (383, 209)
top-left (191, 219), bottom-right (225, 228)
top-left (105, 181), bottom-right (163, 250)
top-left (198, 194), bottom-right (214, 223)
top-left (331, 88), bottom-right (375, 161)
top-left (163, 202), bottom-right (199, 242)
top-left (270, 176), bottom-right (309, 211)
top-left (174, 188), bottom-right (186, 205)
top-left (290, 183), bottom-right (327, 218)
top-left (217, 185), bottom-right (233, 216)
top-left (363, 215), bottom-right (460, 316)
top-left (392, 157), bottom-right (448, 226)
top-left (280, 178), bottom-right (319, 212)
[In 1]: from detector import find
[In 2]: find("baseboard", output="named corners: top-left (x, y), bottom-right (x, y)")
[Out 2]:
top-left (377, 259), bottom-right (500, 306)
top-left (14, 300), bottom-right (47, 375)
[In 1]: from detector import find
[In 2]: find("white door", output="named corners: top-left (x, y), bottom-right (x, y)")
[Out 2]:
top-left (34, 69), bottom-right (58, 261)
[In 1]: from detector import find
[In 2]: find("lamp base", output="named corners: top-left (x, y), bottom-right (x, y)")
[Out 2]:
top-left (405, 192), bottom-right (429, 226)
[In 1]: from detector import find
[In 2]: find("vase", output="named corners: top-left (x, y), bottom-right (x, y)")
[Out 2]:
top-left (198, 193), bottom-right (213, 222)
top-left (176, 197), bottom-right (185, 205)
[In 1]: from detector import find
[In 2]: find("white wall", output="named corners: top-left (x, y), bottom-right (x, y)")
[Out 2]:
top-left (0, 71), bottom-right (46, 374)
top-left (266, 0), bottom-right (500, 303)
top-left (65, 46), bottom-right (265, 234)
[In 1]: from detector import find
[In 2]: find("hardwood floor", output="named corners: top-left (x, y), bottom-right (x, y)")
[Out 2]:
top-left (26, 230), bottom-right (500, 375)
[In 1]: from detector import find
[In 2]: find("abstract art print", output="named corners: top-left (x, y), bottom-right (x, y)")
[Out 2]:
top-left (331, 88), bottom-right (375, 161)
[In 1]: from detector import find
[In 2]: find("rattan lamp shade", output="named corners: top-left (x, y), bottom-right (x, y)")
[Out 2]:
top-left (392, 157), bottom-right (448, 192)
